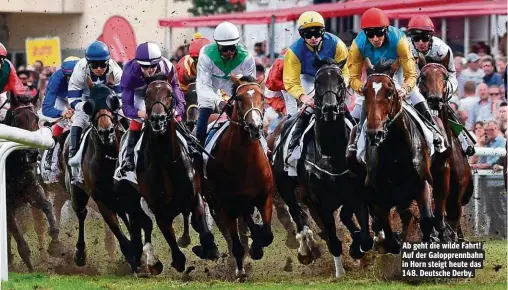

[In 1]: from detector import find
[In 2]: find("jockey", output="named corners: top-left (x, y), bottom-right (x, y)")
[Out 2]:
top-left (120, 42), bottom-right (186, 172)
top-left (0, 42), bottom-right (27, 97)
top-left (407, 15), bottom-right (475, 156)
top-left (284, 11), bottom-right (353, 158)
top-left (348, 8), bottom-right (440, 154)
top-left (41, 56), bottom-right (80, 168)
top-left (68, 40), bottom-right (123, 166)
top-left (265, 48), bottom-right (299, 116)
top-left (195, 21), bottom-right (256, 145)
top-left (176, 33), bottom-right (211, 94)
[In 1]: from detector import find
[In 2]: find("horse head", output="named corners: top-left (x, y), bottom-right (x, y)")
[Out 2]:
top-left (230, 73), bottom-right (265, 140)
top-left (418, 51), bottom-right (452, 110)
top-left (364, 71), bottom-right (402, 188)
top-left (185, 82), bottom-right (199, 131)
top-left (87, 84), bottom-right (120, 146)
top-left (313, 57), bottom-right (347, 123)
top-left (145, 74), bottom-right (174, 134)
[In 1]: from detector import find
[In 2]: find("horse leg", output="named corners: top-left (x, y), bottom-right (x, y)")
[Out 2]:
top-left (95, 200), bottom-right (138, 273)
top-left (320, 205), bottom-right (346, 278)
top-left (209, 205), bottom-right (235, 259)
top-left (273, 192), bottom-right (298, 249)
top-left (446, 199), bottom-right (464, 242)
top-left (433, 163), bottom-right (452, 242)
top-left (189, 194), bottom-right (220, 260)
top-left (7, 231), bottom-right (13, 267)
top-left (70, 185), bottom-right (89, 266)
top-left (138, 211), bottom-right (163, 276)
top-left (52, 188), bottom-right (67, 227)
top-left (223, 214), bottom-right (247, 280)
top-left (275, 173), bottom-right (308, 233)
top-left (238, 217), bottom-right (250, 255)
top-left (396, 205), bottom-right (414, 242)
top-left (155, 211), bottom-right (186, 272)
top-left (7, 210), bottom-right (33, 272)
top-left (31, 184), bottom-right (61, 257)
top-left (373, 204), bottom-right (400, 254)
top-left (341, 204), bottom-right (372, 259)
top-left (177, 212), bottom-right (191, 248)
top-left (418, 181), bottom-right (435, 242)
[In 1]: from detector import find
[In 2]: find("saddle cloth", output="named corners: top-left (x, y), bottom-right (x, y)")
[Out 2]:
top-left (275, 115), bottom-right (353, 177)
top-left (202, 120), bottom-right (268, 179)
top-left (356, 102), bottom-right (446, 164)
top-left (113, 128), bottom-right (189, 184)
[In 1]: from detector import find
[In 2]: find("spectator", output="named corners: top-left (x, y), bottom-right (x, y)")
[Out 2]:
top-left (471, 120), bottom-right (506, 169)
top-left (458, 109), bottom-right (468, 126)
top-left (459, 81), bottom-right (479, 116)
top-left (254, 42), bottom-right (266, 58)
top-left (496, 101), bottom-right (508, 136)
top-left (482, 57), bottom-right (504, 87)
top-left (34, 60), bottom-right (44, 75)
top-left (469, 120), bottom-right (486, 165)
top-left (450, 101), bottom-right (459, 112)
top-left (16, 70), bottom-right (37, 97)
top-left (496, 57), bottom-right (507, 75)
top-left (460, 53), bottom-right (485, 87)
top-left (454, 56), bottom-right (466, 75)
top-left (489, 85), bottom-right (503, 111)
top-left (469, 83), bottom-right (494, 127)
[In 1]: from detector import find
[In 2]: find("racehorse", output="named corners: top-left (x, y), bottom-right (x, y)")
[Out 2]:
top-left (269, 58), bottom-right (372, 278)
top-left (361, 60), bottom-right (436, 254)
top-left (63, 84), bottom-right (161, 275)
top-left (4, 93), bottom-right (61, 271)
top-left (203, 74), bottom-right (274, 279)
top-left (184, 82), bottom-right (199, 132)
top-left (136, 76), bottom-right (220, 273)
top-left (417, 52), bottom-right (474, 241)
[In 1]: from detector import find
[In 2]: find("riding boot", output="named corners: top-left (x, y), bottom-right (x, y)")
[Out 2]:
top-left (348, 99), bottom-right (366, 154)
top-left (68, 126), bottom-right (82, 166)
top-left (414, 102), bottom-right (442, 147)
top-left (196, 107), bottom-right (214, 146)
top-left (122, 130), bottom-right (141, 172)
top-left (286, 110), bottom-right (312, 161)
top-left (446, 105), bottom-right (475, 156)
top-left (44, 136), bottom-right (58, 170)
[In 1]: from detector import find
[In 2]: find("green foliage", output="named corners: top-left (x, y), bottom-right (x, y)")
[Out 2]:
top-left (188, 0), bottom-right (245, 16)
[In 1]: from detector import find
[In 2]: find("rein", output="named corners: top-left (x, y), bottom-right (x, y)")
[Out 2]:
top-left (90, 112), bottom-right (118, 161)
top-left (419, 63), bottom-right (453, 104)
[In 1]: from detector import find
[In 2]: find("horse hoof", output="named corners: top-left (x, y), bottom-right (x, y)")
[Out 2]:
top-left (235, 268), bottom-right (247, 281)
top-left (297, 252), bottom-right (313, 265)
top-left (249, 246), bottom-right (264, 260)
top-left (147, 261), bottom-right (164, 276)
top-left (384, 239), bottom-right (401, 255)
top-left (349, 242), bottom-right (365, 260)
top-left (362, 237), bottom-right (374, 253)
top-left (374, 240), bottom-right (387, 255)
top-left (285, 233), bottom-right (299, 249)
top-left (310, 245), bottom-right (322, 260)
top-left (47, 240), bottom-right (63, 257)
top-left (177, 235), bottom-right (191, 248)
top-left (74, 250), bottom-right (87, 267)
top-left (171, 253), bottom-right (186, 273)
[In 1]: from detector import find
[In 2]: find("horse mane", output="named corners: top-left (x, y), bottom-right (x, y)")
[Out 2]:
top-left (145, 73), bottom-right (169, 84)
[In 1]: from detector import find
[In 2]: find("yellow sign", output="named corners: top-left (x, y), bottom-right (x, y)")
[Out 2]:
top-left (25, 37), bottom-right (62, 67)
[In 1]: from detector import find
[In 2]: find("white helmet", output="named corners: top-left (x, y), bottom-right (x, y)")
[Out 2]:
top-left (213, 22), bottom-right (240, 46)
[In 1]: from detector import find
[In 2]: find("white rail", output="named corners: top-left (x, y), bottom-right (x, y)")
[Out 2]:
top-left (0, 124), bottom-right (54, 282)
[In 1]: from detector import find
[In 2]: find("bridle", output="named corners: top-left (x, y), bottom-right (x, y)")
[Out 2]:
top-left (230, 82), bottom-right (264, 131)
top-left (90, 111), bottom-right (118, 161)
top-left (145, 80), bottom-right (175, 134)
top-left (419, 63), bottom-right (452, 108)
top-left (313, 65), bottom-right (347, 116)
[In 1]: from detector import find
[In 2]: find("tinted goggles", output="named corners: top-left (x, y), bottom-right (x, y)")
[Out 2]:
top-left (300, 28), bottom-right (325, 39)
top-left (218, 44), bottom-right (237, 53)
top-left (140, 63), bottom-right (158, 69)
top-left (364, 28), bottom-right (386, 39)
top-left (411, 34), bottom-right (431, 43)
top-left (89, 61), bottom-right (108, 69)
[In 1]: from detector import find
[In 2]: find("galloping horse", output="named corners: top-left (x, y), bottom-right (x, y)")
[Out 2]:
top-left (136, 77), bottom-right (219, 273)
top-left (417, 52), bottom-right (474, 241)
top-left (361, 61), bottom-right (435, 253)
top-left (269, 59), bottom-right (372, 278)
top-left (4, 93), bottom-right (61, 271)
top-left (184, 82), bottom-right (199, 131)
top-left (63, 84), bottom-right (159, 275)
top-left (203, 74), bottom-right (274, 279)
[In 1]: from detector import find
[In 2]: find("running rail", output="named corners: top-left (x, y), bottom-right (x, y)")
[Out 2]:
top-left (0, 124), bottom-right (54, 282)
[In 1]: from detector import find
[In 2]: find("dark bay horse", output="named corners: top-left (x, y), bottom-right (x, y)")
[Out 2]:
top-left (418, 53), bottom-right (474, 241)
top-left (136, 78), bottom-right (219, 273)
top-left (63, 85), bottom-right (160, 275)
top-left (269, 59), bottom-right (372, 278)
top-left (361, 65), bottom-right (436, 254)
top-left (203, 74), bottom-right (274, 279)
top-left (184, 82), bottom-right (199, 131)
top-left (4, 93), bottom-right (61, 271)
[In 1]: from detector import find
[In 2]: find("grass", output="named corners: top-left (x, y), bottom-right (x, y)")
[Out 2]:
top-left (2, 205), bottom-right (507, 290)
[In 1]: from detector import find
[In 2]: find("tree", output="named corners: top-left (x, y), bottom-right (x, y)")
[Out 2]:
top-left (188, 0), bottom-right (246, 16)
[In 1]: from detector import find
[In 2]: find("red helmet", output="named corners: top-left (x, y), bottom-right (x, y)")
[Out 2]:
top-left (189, 33), bottom-right (211, 57)
top-left (408, 15), bottom-right (435, 33)
top-left (361, 8), bottom-right (390, 29)
top-left (0, 43), bottom-right (7, 57)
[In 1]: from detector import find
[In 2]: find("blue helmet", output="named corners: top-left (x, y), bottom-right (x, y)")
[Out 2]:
top-left (85, 41), bottom-right (110, 62)
top-left (61, 56), bottom-right (80, 76)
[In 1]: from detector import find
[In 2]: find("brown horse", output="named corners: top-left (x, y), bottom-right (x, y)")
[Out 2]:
top-left (362, 67), bottom-right (436, 253)
top-left (63, 84), bottom-right (160, 275)
top-left (4, 93), bottom-right (62, 271)
top-left (203, 74), bottom-right (274, 279)
top-left (136, 78), bottom-right (220, 273)
top-left (418, 53), bottom-right (474, 241)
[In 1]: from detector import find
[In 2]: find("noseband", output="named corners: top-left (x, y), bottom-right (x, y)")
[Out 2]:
top-left (231, 82), bottom-right (264, 130)
top-left (91, 112), bottom-right (118, 160)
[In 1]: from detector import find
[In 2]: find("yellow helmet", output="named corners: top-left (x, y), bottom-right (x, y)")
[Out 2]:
top-left (297, 11), bottom-right (325, 30)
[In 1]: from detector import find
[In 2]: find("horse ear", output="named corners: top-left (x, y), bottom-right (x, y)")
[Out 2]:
top-left (337, 58), bottom-right (347, 70)
top-left (442, 50), bottom-right (451, 69)
top-left (417, 52), bottom-right (427, 69)
top-left (364, 57), bottom-right (375, 76)
top-left (230, 73), bottom-right (241, 86)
